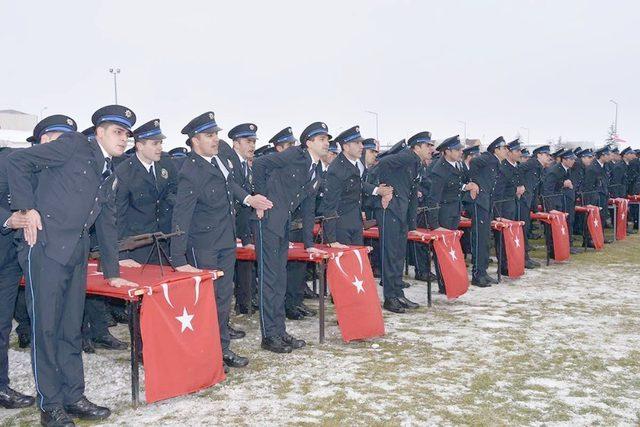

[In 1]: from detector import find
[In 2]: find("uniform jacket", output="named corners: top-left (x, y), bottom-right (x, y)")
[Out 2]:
top-left (171, 152), bottom-right (249, 266)
top-left (319, 152), bottom-right (376, 243)
top-left (425, 157), bottom-right (464, 229)
top-left (7, 132), bottom-right (119, 278)
top-left (468, 151), bottom-right (500, 212)
top-left (252, 145), bottom-right (319, 248)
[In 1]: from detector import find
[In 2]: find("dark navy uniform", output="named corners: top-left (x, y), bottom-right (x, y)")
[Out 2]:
top-left (320, 126), bottom-right (377, 246)
top-left (0, 148), bottom-right (29, 401)
top-left (518, 145), bottom-right (549, 256)
top-left (373, 136), bottom-right (422, 307)
top-left (168, 147), bottom-right (189, 170)
top-left (467, 137), bottom-right (506, 283)
top-left (425, 136), bottom-right (467, 230)
top-left (116, 120), bottom-right (177, 264)
top-left (219, 125), bottom-right (257, 315)
top-left (8, 125), bottom-right (122, 412)
top-left (252, 124), bottom-right (323, 343)
top-left (583, 148), bottom-right (611, 225)
top-left (171, 112), bottom-right (250, 357)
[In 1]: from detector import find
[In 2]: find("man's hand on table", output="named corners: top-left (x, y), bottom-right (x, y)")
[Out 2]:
top-left (306, 247), bottom-right (327, 255)
top-left (107, 277), bottom-right (139, 288)
top-left (327, 242), bottom-right (349, 249)
top-left (176, 264), bottom-right (202, 273)
top-left (119, 259), bottom-right (141, 268)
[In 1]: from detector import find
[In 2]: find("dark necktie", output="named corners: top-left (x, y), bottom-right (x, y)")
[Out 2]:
top-left (149, 164), bottom-right (158, 190)
top-left (102, 157), bottom-right (113, 180)
top-left (242, 160), bottom-right (248, 178)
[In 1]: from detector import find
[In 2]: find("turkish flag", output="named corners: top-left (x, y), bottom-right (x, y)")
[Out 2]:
top-left (326, 247), bottom-right (385, 342)
top-left (548, 210), bottom-right (571, 261)
top-left (584, 205), bottom-right (604, 249)
top-left (499, 220), bottom-right (525, 278)
top-left (430, 229), bottom-right (469, 299)
top-left (140, 274), bottom-right (225, 403)
top-left (612, 198), bottom-right (629, 240)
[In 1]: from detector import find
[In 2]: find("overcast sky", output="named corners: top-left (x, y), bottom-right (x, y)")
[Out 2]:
top-left (1, 0), bottom-right (638, 149)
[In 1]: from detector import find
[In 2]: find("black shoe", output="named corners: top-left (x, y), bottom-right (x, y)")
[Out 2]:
top-left (472, 276), bottom-right (491, 287)
top-left (228, 325), bottom-right (246, 340)
top-left (500, 269), bottom-right (509, 276)
top-left (40, 407), bottom-right (75, 426)
top-left (105, 312), bottom-right (117, 328)
top-left (483, 274), bottom-right (498, 284)
top-left (111, 309), bottom-right (129, 324)
top-left (438, 287), bottom-right (446, 295)
top-left (281, 332), bottom-right (306, 349)
top-left (383, 298), bottom-right (406, 313)
top-left (223, 349), bottom-right (249, 368)
top-left (372, 268), bottom-right (381, 279)
top-left (64, 396), bottom-right (111, 421)
top-left (401, 281), bottom-right (411, 289)
top-left (415, 272), bottom-right (438, 282)
top-left (82, 337), bottom-right (95, 354)
top-left (303, 285), bottom-right (319, 300)
top-left (285, 307), bottom-right (305, 320)
top-left (93, 332), bottom-right (127, 350)
top-left (397, 296), bottom-right (420, 309)
top-left (0, 386), bottom-right (35, 409)
top-left (261, 336), bottom-right (293, 353)
top-left (18, 333), bottom-right (30, 349)
top-left (604, 238), bottom-right (613, 244)
top-left (223, 363), bottom-right (229, 374)
top-left (296, 303), bottom-right (317, 317)
top-left (569, 247), bottom-right (581, 255)
top-left (525, 259), bottom-right (540, 269)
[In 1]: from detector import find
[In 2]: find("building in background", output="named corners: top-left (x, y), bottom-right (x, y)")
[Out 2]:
top-left (0, 109), bottom-right (36, 148)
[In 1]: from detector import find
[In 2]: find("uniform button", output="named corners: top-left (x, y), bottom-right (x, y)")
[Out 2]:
top-left (46, 214), bottom-right (51, 218)
top-left (95, 197), bottom-right (98, 202)
top-left (89, 210), bottom-right (93, 215)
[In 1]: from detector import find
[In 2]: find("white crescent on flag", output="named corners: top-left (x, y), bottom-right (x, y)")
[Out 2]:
top-left (194, 276), bottom-right (201, 305)
top-left (334, 251), bottom-right (348, 277)
top-left (161, 283), bottom-right (174, 308)
top-left (353, 249), bottom-right (364, 275)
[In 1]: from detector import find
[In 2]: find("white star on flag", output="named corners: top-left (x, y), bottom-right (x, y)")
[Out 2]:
top-left (560, 226), bottom-right (566, 235)
top-left (514, 236), bottom-right (520, 248)
top-left (593, 219), bottom-right (599, 228)
top-left (449, 248), bottom-right (457, 261)
top-left (175, 307), bottom-right (194, 333)
top-left (352, 276), bottom-right (365, 294)
top-left (622, 213), bottom-right (625, 219)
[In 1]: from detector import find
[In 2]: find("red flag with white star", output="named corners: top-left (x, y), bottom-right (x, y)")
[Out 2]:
top-left (500, 220), bottom-right (525, 278)
top-left (612, 198), bottom-right (629, 240)
top-left (326, 247), bottom-right (385, 342)
top-left (140, 273), bottom-right (225, 403)
top-left (584, 205), bottom-right (604, 249)
top-left (548, 210), bottom-right (570, 261)
top-left (431, 229), bottom-right (469, 299)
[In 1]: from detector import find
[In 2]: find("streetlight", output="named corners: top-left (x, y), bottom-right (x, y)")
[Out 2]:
top-left (109, 68), bottom-right (121, 104)
top-left (365, 110), bottom-right (379, 140)
top-left (609, 99), bottom-right (618, 134)
top-left (39, 106), bottom-right (48, 121)
top-left (457, 120), bottom-right (467, 141)
top-left (520, 127), bottom-right (530, 145)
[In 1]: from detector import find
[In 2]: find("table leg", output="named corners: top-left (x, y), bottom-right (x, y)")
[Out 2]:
top-left (128, 300), bottom-right (141, 407)
top-left (318, 262), bottom-right (327, 344)
top-left (496, 230), bottom-right (502, 283)
top-left (426, 245), bottom-right (432, 307)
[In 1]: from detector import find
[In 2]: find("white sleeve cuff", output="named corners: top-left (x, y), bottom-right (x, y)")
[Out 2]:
top-left (372, 187), bottom-right (379, 196)
top-left (243, 195), bottom-right (251, 206)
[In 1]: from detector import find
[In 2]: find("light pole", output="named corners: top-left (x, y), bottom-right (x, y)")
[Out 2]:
top-left (457, 120), bottom-right (467, 141)
top-left (520, 127), bottom-right (530, 145)
top-left (109, 68), bottom-right (121, 104)
top-left (365, 110), bottom-right (379, 140)
top-left (609, 99), bottom-right (618, 134)
top-left (38, 106), bottom-right (48, 122)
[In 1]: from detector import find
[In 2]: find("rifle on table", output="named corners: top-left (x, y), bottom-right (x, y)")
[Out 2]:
top-left (90, 230), bottom-right (184, 276)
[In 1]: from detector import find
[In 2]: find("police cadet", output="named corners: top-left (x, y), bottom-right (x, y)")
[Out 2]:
top-left (620, 147), bottom-right (639, 232)
top-left (467, 137), bottom-right (509, 287)
top-left (361, 138), bottom-right (382, 276)
top-left (7, 105), bottom-right (139, 425)
top-left (252, 121), bottom-right (330, 353)
top-left (460, 145), bottom-right (480, 258)
top-left (115, 119), bottom-right (177, 264)
top-left (320, 126), bottom-right (393, 248)
top-left (0, 114), bottom-right (78, 410)
top-left (221, 123), bottom-right (257, 322)
top-left (171, 112), bottom-right (272, 370)
top-left (519, 145), bottom-right (552, 262)
top-left (541, 149), bottom-right (580, 254)
top-left (12, 116), bottom-right (81, 352)
top-left (168, 146), bottom-right (189, 169)
top-left (374, 132), bottom-right (432, 313)
top-left (610, 147), bottom-right (629, 198)
top-left (426, 135), bottom-right (478, 231)
top-left (583, 146), bottom-right (612, 236)
top-left (493, 139), bottom-right (524, 220)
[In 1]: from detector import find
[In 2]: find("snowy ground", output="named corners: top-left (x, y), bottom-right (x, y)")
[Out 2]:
top-left (2, 235), bottom-right (640, 426)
